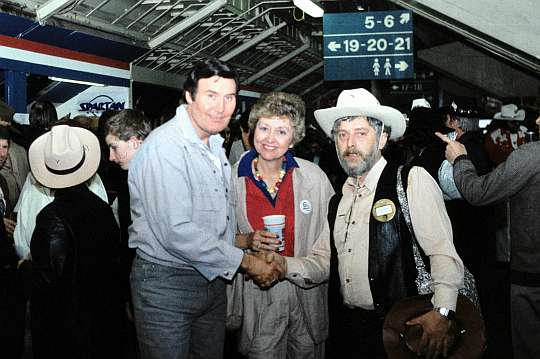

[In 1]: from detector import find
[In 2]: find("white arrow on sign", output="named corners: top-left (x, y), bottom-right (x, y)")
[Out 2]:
top-left (391, 85), bottom-right (400, 90)
top-left (327, 41), bottom-right (341, 52)
top-left (400, 13), bottom-right (411, 24)
top-left (394, 61), bottom-right (408, 71)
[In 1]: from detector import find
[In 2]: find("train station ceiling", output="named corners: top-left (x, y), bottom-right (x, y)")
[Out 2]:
top-left (0, 0), bottom-right (539, 111)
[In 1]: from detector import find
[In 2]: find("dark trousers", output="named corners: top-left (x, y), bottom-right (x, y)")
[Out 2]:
top-left (0, 260), bottom-right (30, 359)
top-left (326, 304), bottom-right (387, 358)
top-left (511, 284), bottom-right (540, 359)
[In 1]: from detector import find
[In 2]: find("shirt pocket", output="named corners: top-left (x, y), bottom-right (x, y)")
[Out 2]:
top-left (192, 182), bottom-right (225, 212)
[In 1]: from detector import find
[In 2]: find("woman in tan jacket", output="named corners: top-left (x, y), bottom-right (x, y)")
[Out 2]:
top-left (230, 92), bottom-right (334, 358)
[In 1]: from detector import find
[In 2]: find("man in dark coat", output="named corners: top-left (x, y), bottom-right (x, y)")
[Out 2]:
top-left (29, 125), bottom-right (123, 359)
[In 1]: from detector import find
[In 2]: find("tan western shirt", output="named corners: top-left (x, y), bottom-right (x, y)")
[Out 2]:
top-left (334, 157), bottom-right (463, 311)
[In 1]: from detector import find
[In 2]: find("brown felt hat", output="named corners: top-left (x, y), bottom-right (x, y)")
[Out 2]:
top-left (383, 294), bottom-right (486, 359)
top-left (0, 100), bottom-right (15, 122)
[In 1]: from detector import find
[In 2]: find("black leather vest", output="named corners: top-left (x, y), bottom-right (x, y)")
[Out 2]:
top-left (328, 163), bottom-right (423, 318)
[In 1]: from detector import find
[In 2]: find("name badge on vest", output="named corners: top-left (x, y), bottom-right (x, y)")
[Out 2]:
top-left (372, 199), bottom-right (396, 222)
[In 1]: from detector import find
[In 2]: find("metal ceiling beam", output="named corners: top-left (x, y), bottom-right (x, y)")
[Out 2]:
top-left (301, 80), bottom-right (323, 96)
top-left (274, 61), bottom-right (323, 91)
top-left (220, 22), bottom-right (286, 62)
top-left (148, 0), bottom-right (227, 49)
top-left (243, 42), bottom-right (310, 84)
top-left (36, 0), bottom-right (77, 24)
top-left (153, 42), bottom-right (289, 82)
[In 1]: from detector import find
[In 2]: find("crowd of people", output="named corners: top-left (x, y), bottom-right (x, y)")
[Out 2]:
top-left (0, 57), bottom-right (539, 359)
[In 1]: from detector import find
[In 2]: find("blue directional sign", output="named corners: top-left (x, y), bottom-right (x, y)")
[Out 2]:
top-left (323, 11), bottom-right (414, 81)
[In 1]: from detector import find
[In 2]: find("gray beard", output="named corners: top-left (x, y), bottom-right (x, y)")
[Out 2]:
top-left (337, 142), bottom-right (380, 177)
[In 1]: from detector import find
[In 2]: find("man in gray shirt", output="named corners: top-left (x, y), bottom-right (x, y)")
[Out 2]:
top-left (128, 59), bottom-right (282, 359)
top-left (437, 115), bottom-right (540, 359)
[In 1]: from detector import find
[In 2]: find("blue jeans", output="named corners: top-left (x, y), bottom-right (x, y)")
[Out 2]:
top-left (130, 255), bottom-right (226, 359)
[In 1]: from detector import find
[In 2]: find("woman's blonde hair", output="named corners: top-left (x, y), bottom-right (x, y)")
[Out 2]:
top-left (248, 92), bottom-right (305, 145)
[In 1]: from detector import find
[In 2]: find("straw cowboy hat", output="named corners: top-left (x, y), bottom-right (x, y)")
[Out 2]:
top-left (383, 294), bottom-right (486, 359)
top-left (29, 125), bottom-right (100, 189)
top-left (493, 104), bottom-right (525, 122)
top-left (314, 88), bottom-right (406, 140)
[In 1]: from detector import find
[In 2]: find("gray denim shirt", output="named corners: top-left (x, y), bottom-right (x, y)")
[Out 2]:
top-left (128, 105), bottom-right (243, 281)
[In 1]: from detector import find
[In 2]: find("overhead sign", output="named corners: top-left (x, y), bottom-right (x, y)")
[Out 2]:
top-left (389, 80), bottom-right (436, 94)
top-left (323, 11), bottom-right (414, 81)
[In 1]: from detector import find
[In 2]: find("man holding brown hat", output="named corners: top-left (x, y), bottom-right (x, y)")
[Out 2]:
top-left (315, 88), bottom-right (465, 358)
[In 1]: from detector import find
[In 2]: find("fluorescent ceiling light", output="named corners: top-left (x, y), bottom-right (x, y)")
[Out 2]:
top-left (148, 0), bottom-right (227, 49)
top-left (293, 0), bottom-right (323, 18)
top-left (36, 0), bottom-right (77, 24)
top-left (143, 0), bottom-right (170, 4)
top-left (156, 4), bottom-right (183, 11)
top-left (49, 76), bottom-right (105, 87)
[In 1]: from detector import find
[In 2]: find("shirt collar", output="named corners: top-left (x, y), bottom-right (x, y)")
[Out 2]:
top-left (237, 148), bottom-right (299, 177)
top-left (343, 156), bottom-right (387, 193)
top-left (174, 105), bottom-right (225, 153)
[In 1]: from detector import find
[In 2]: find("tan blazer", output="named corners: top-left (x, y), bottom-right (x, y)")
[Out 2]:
top-left (230, 157), bottom-right (334, 344)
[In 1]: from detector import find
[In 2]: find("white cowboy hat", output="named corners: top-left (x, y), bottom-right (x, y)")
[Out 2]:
top-left (493, 104), bottom-right (525, 121)
top-left (29, 125), bottom-right (100, 189)
top-left (410, 98), bottom-right (431, 110)
top-left (314, 88), bottom-right (406, 140)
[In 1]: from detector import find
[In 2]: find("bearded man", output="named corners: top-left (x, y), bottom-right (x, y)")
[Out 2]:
top-left (315, 88), bottom-right (464, 359)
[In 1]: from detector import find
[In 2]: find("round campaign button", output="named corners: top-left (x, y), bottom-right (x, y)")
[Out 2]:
top-left (300, 199), bottom-right (312, 214)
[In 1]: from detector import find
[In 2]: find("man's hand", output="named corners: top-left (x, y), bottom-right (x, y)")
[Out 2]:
top-left (405, 310), bottom-right (455, 359)
top-left (253, 250), bottom-right (287, 280)
top-left (240, 253), bottom-right (284, 288)
top-left (3, 217), bottom-right (16, 236)
top-left (235, 231), bottom-right (280, 252)
top-left (435, 132), bottom-right (467, 164)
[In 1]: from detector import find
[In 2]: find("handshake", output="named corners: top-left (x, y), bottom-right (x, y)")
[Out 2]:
top-left (240, 250), bottom-right (287, 288)
top-left (237, 230), bottom-right (287, 288)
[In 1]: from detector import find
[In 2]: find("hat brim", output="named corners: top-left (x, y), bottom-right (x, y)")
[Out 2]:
top-left (383, 294), bottom-right (486, 359)
top-left (493, 109), bottom-right (525, 121)
top-left (29, 127), bottom-right (100, 189)
top-left (314, 105), bottom-right (406, 140)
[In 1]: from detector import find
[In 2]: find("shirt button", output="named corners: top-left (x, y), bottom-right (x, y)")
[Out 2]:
top-left (213, 170), bottom-right (216, 174)
top-left (369, 277), bottom-right (374, 281)
top-left (346, 279), bottom-right (350, 283)
top-left (226, 216), bottom-right (230, 221)
top-left (224, 271), bottom-right (229, 276)
top-left (351, 221), bottom-right (356, 224)
top-left (215, 189), bottom-right (218, 192)
top-left (348, 249), bottom-right (352, 253)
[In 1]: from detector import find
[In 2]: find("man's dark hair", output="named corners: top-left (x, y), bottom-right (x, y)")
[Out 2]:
top-left (0, 126), bottom-right (10, 141)
top-left (104, 109), bottom-right (151, 141)
top-left (183, 59), bottom-right (239, 99)
top-left (29, 100), bottom-right (58, 129)
top-left (238, 111), bottom-right (250, 133)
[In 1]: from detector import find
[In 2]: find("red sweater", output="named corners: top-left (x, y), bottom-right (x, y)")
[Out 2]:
top-left (245, 170), bottom-right (295, 257)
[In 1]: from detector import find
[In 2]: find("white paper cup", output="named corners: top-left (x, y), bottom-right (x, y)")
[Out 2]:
top-left (262, 215), bottom-right (286, 252)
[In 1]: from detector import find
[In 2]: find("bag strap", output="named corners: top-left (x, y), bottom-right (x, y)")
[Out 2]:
top-left (396, 165), bottom-right (434, 294)
top-left (396, 166), bottom-right (427, 271)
